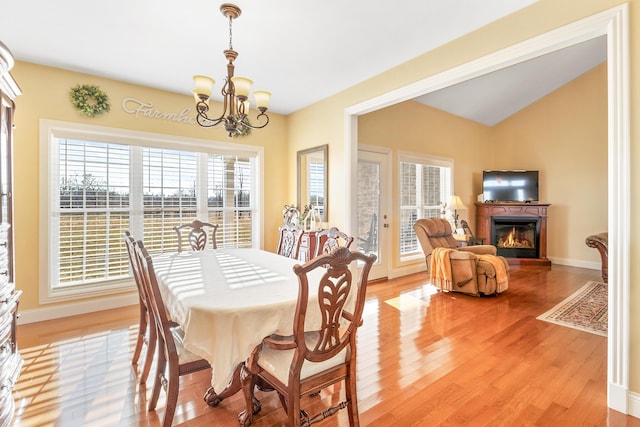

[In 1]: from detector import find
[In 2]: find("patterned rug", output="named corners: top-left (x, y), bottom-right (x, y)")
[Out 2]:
top-left (537, 281), bottom-right (607, 337)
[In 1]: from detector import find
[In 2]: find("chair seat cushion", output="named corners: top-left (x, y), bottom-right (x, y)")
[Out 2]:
top-left (171, 326), bottom-right (209, 365)
top-left (258, 331), bottom-right (347, 385)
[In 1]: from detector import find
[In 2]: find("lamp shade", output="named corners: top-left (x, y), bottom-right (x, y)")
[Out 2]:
top-left (253, 90), bottom-right (271, 110)
top-left (448, 195), bottom-right (466, 210)
top-left (230, 76), bottom-right (253, 99)
top-left (193, 75), bottom-right (215, 98)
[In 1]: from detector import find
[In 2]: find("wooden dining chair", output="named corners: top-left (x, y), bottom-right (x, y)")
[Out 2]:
top-left (239, 247), bottom-right (377, 427)
top-left (174, 219), bottom-right (219, 251)
top-left (124, 231), bottom-right (156, 384)
top-left (276, 223), bottom-right (303, 259)
top-left (135, 240), bottom-right (212, 427)
top-left (314, 227), bottom-right (354, 258)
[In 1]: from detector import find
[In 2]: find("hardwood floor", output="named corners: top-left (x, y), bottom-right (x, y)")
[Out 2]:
top-left (11, 264), bottom-right (640, 426)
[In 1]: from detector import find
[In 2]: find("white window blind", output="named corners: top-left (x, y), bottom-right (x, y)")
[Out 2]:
top-left (307, 160), bottom-right (325, 218)
top-left (57, 139), bottom-right (130, 287)
top-left (43, 121), bottom-right (262, 301)
top-left (399, 154), bottom-right (452, 258)
top-left (207, 154), bottom-right (255, 248)
top-left (141, 148), bottom-right (199, 253)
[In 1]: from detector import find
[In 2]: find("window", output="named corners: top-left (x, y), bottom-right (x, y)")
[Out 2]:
top-left (57, 139), bottom-right (131, 286)
top-left (307, 159), bottom-right (326, 218)
top-left (41, 120), bottom-right (263, 302)
top-left (399, 153), bottom-right (452, 261)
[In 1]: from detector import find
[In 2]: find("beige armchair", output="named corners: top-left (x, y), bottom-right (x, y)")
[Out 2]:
top-left (414, 218), bottom-right (509, 296)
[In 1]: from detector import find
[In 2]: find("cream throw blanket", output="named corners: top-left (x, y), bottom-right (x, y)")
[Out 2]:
top-left (430, 247), bottom-right (455, 291)
top-left (430, 248), bottom-right (509, 293)
top-left (478, 254), bottom-right (509, 293)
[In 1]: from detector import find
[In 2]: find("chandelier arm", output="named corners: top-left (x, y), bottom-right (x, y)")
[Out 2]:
top-left (241, 112), bottom-right (270, 129)
top-left (195, 101), bottom-right (225, 127)
top-left (196, 115), bottom-right (224, 128)
top-left (195, 72), bottom-right (235, 127)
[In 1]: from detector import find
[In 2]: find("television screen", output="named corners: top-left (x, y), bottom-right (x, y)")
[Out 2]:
top-left (482, 170), bottom-right (539, 202)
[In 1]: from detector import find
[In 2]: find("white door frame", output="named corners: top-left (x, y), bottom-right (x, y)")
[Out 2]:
top-left (344, 5), bottom-right (630, 414)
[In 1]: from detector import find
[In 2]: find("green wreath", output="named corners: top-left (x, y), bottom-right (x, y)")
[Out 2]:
top-left (234, 118), bottom-right (252, 137)
top-left (70, 84), bottom-right (110, 117)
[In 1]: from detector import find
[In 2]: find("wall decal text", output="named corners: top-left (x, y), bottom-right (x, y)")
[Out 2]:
top-left (121, 98), bottom-right (196, 125)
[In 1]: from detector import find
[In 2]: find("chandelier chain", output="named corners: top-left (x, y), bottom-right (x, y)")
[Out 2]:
top-left (228, 15), bottom-right (233, 51)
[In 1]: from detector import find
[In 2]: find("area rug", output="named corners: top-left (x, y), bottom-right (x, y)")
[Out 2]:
top-left (537, 281), bottom-right (607, 337)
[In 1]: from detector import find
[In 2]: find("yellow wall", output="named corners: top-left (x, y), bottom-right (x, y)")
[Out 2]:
top-left (356, 63), bottom-right (607, 272)
top-left (358, 101), bottom-right (492, 270)
top-left (10, 62), bottom-right (288, 312)
top-left (286, 0), bottom-right (636, 392)
top-left (492, 63), bottom-right (608, 265)
top-left (286, 97), bottom-right (347, 227)
top-left (289, 0), bottom-right (627, 234)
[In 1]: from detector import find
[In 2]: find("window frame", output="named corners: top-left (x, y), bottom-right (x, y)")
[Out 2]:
top-left (397, 151), bottom-right (453, 264)
top-left (39, 119), bottom-right (264, 304)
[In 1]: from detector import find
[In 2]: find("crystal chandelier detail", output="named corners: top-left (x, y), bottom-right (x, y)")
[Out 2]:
top-left (192, 3), bottom-right (271, 137)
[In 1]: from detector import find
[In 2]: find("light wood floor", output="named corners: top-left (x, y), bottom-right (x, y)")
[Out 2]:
top-left (11, 264), bottom-right (640, 426)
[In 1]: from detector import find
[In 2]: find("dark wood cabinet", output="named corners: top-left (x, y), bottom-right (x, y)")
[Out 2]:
top-left (0, 42), bottom-right (22, 427)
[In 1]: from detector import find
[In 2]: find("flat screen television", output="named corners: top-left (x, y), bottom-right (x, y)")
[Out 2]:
top-left (482, 170), bottom-right (539, 203)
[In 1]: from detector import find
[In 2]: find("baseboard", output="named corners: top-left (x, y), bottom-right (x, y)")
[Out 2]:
top-left (18, 293), bottom-right (138, 325)
top-left (624, 390), bottom-right (640, 418)
top-left (548, 256), bottom-right (600, 271)
top-left (389, 262), bottom-right (426, 280)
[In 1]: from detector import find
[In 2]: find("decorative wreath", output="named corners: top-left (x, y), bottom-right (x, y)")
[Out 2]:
top-left (69, 84), bottom-right (111, 117)
top-left (234, 119), bottom-right (252, 137)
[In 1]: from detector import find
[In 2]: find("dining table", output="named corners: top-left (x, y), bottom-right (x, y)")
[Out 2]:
top-left (151, 247), bottom-right (326, 406)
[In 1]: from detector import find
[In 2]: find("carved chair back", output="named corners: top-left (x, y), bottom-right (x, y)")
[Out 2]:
top-left (314, 226), bottom-right (354, 258)
top-left (240, 247), bottom-right (377, 427)
top-left (174, 219), bottom-right (219, 251)
top-left (276, 223), bottom-right (303, 259)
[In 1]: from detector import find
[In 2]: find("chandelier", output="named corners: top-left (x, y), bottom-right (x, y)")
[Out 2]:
top-left (192, 3), bottom-right (271, 137)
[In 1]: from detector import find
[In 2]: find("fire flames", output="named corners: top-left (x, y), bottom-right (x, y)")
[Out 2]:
top-left (498, 226), bottom-right (534, 248)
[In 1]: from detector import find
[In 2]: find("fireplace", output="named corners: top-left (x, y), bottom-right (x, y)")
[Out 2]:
top-left (491, 217), bottom-right (539, 259)
top-left (475, 202), bottom-right (551, 267)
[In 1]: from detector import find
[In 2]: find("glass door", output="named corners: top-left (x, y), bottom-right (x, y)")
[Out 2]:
top-left (357, 149), bottom-right (389, 280)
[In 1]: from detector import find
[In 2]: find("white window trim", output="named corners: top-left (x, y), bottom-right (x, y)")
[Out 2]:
top-left (39, 119), bottom-right (264, 304)
top-left (397, 151), bottom-right (454, 265)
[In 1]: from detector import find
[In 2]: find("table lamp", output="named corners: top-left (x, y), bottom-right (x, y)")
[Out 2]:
top-left (448, 195), bottom-right (466, 230)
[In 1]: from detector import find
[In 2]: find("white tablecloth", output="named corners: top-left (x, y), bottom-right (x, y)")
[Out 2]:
top-left (152, 248), bottom-right (323, 392)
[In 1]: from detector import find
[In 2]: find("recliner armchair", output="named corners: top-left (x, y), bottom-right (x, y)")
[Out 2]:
top-left (414, 218), bottom-right (509, 296)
